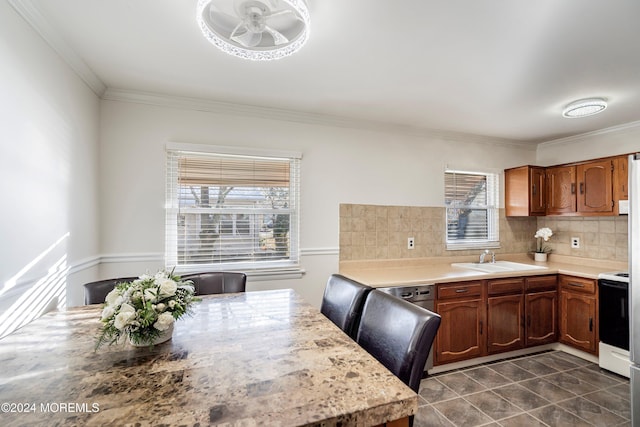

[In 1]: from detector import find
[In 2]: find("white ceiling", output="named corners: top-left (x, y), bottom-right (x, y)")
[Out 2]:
top-left (16, 0), bottom-right (640, 143)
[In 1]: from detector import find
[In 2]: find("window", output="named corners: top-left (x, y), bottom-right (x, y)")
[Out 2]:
top-left (445, 169), bottom-right (499, 249)
top-left (166, 144), bottom-right (301, 272)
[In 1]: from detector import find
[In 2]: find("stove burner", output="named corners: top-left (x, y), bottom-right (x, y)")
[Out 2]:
top-left (615, 272), bottom-right (629, 278)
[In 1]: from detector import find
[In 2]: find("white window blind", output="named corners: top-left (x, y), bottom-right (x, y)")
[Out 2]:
top-left (445, 170), bottom-right (499, 249)
top-left (166, 148), bottom-right (300, 272)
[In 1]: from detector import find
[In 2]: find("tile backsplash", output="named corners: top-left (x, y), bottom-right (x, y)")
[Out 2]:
top-left (339, 204), bottom-right (628, 263)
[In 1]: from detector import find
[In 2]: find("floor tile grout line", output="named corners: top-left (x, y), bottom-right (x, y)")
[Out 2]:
top-left (418, 351), bottom-right (630, 427)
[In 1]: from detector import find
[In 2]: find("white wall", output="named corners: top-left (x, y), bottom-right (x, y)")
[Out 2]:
top-left (536, 122), bottom-right (640, 165)
top-left (98, 97), bottom-right (536, 307)
top-left (0, 1), bottom-right (100, 335)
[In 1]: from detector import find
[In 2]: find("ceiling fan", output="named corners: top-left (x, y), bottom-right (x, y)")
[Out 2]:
top-left (197, 0), bottom-right (310, 61)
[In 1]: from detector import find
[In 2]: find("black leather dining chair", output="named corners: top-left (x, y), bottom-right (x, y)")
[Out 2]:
top-left (180, 272), bottom-right (247, 295)
top-left (83, 277), bottom-right (138, 305)
top-left (320, 274), bottom-right (372, 339)
top-left (356, 289), bottom-right (441, 394)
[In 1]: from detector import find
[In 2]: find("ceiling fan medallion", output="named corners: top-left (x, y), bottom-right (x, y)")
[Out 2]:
top-left (197, 0), bottom-right (310, 61)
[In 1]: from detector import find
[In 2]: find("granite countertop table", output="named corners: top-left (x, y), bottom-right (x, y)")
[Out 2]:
top-left (0, 289), bottom-right (416, 426)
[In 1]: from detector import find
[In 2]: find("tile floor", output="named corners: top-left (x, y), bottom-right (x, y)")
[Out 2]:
top-left (415, 351), bottom-right (631, 427)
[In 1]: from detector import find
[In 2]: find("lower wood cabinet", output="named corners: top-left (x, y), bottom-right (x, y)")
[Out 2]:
top-left (435, 298), bottom-right (485, 364)
top-left (558, 274), bottom-right (598, 354)
top-left (525, 290), bottom-right (557, 346)
top-left (434, 281), bottom-right (485, 365)
top-left (487, 294), bottom-right (524, 354)
top-left (433, 274), bottom-right (600, 365)
top-left (434, 275), bottom-right (560, 366)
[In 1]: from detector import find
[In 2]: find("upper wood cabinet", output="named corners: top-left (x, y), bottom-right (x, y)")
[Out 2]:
top-left (546, 165), bottom-right (576, 214)
top-left (505, 166), bottom-right (546, 216)
top-left (576, 159), bottom-right (613, 213)
top-left (613, 155), bottom-right (629, 206)
top-left (505, 154), bottom-right (629, 217)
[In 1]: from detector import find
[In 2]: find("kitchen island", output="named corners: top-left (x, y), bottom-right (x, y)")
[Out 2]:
top-left (0, 289), bottom-right (416, 426)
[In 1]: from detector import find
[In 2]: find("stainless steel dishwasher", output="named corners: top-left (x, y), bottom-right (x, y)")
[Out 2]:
top-left (377, 284), bottom-right (436, 373)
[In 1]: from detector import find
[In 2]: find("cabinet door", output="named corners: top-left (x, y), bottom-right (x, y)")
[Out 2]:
top-left (546, 166), bottom-right (576, 214)
top-left (577, 160), bottom-right (613, 213)
top-left (505, 166), bottom-right (546, 216)
top-left (559, 291), bottom-right (597, 354)
top-left (530, 167), bottom-right (546, 215)
top-left (487, 294), bottom-right (524, 354)
top-left (614, 155), bottom-right (629, 203)
top-left (525, 290), bottom-right (557, 347)
top-left (434, 298), bottom-right (485, 364)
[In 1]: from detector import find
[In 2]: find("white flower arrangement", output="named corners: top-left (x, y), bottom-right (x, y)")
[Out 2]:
top-left (95, 270), bottom-right (198, 349)
top-left (534, 227), bottom-right (553, 254)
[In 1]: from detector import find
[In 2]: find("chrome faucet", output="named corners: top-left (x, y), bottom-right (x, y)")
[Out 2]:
top-left (479, 249), bottom-right (495, 263)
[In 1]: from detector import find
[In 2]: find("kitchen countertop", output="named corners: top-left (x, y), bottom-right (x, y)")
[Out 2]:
top-left (339, 254), bottom-right (627, 287)
top-left (0, 289), bottom-right (416, 426)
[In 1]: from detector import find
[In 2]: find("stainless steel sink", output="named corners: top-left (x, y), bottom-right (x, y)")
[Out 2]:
top-left (451, 260), bottom-right (548, 273)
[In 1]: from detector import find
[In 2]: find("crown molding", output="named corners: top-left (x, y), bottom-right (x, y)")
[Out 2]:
top-left (102, 88), bottom-right (535, 150)
top-left (8, 0), bottom-right (106, 96)
top-left (538, 120), bottom-right (640, 148)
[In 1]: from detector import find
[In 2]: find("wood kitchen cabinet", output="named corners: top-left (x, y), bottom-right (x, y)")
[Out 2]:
top-left (524, 275), bottom-right (557, 347)
top-left (504, 154), bottom-right (629, 217)
top-left (435, 281), bottom-right (485, 365)
top-left (559, 275), bottom-right (598, 354)
top-left (576, 159), bottom-right (614, 213)
top-left (486, 278), bottom-right (524, 354)
top-left (505, 166), bottom-right (546, 216)
top-left (546, 165), bottom-right (576, 214)
top-left (613, 155), bottom-right (629, 208)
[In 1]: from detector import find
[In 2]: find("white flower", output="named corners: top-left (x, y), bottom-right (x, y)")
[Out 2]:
top-left (158, 278), bottom-right (177, 297)
top-left (156, 303), bottom-right (166, 312)
top-left (168, 300), bottom-right (176, 309)
top-left (105, 289), bottom-right (121, 306)
top-left (534, 227), bottom-right (553, 241)
top-left (113, 303), bottom-right (136, 330)
top-left (153, 312), bottom-right (174, 331)
top-left (101, 306), bottom-right (115, 320)
top-left (144, 287), bottom-right (158, 302)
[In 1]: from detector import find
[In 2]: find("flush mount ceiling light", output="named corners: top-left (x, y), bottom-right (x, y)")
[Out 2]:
top-left (562, 98), bottom-right (608, 118)
top-left (197, 0), bottom-right (310, 61)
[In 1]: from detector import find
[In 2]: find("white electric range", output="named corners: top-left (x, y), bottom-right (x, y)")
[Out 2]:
top-left (597, 271), bottom-right (630, 378)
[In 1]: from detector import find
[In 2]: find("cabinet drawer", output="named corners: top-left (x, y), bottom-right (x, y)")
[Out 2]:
top-left (559, 275), bottom-right (596, 294)
top-left (487, 278), bottom-right (524, 295)
top-left (437, 281), bottom-right (483, 300)
top-left (526, 275), bottom-right (557, 292)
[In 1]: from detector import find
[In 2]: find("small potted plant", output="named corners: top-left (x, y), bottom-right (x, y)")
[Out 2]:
top-left (533, 227), bottom-right (553, 262)
top-left (95, 269), bottom-right (198, 350)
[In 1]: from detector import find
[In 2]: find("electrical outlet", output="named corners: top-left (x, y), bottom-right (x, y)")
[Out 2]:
top-left (407, 237), bottom-right (415, 249)
top-left (571, 237), bottom-right (580, 248)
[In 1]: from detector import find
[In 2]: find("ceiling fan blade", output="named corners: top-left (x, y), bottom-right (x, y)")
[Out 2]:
top-left (267, 9), bottom-right (294, 19)
top-left (264, 25), bottom-right (289, 45)
top-left (208, 6), bottom-right (244, 31)
top-left (232, 30), bottom-right (263, 47)
top-left (229, 21), bottom-right (245, 39)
